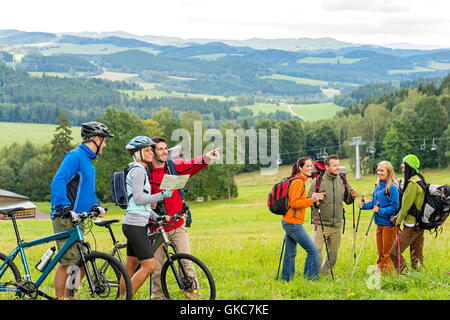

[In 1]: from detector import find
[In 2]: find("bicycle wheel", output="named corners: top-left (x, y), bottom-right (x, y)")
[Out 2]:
top-left (160, 253), bottom-right (216, 300)
top-left (0, 252), bottom-right (22, 299)
top-left (72, 251), bottom-right (132, 300)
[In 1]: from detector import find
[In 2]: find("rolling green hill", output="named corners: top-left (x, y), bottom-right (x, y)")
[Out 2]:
top-left (2, 29), bottom-right (449, 100)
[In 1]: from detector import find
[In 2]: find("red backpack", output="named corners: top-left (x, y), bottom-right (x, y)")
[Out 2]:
top-left (267, 177), bottom-right (303, 215)
top-left (312, 160), bottom-right (348, 194)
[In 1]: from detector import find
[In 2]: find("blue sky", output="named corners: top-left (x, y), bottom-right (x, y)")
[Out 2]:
top-left (0, 0), bottom-right (449, 48)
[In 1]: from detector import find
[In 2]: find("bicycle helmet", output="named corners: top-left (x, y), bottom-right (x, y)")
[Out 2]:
top-left (81, 121), bottom-right (114, 139)
top-left (126, 136), bottom-right (155, 153)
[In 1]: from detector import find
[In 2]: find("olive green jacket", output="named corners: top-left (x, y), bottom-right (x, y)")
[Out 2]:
top-left (396, 175), bottom-right (425, 226)
top-left (308, 172), bottom-right (354, 228)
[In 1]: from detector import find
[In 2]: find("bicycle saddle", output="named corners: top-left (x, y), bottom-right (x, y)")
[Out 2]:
top-left (94, 219), bottom-right (120, 227)
top-left (0, 207), bottom-right (26, 217)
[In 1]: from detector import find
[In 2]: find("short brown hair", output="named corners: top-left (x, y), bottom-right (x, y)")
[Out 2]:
top-left (151, 136), bottom-right (167, 144)
top-left (324, 154), bottom-right (339, 166)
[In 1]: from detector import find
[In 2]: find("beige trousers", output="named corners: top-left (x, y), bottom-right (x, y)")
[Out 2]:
top-left (313, 225), bottom-right (342, 274)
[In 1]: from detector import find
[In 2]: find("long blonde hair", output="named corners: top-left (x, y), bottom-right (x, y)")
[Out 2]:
top-left (377, 160), bottom-right (399, 191)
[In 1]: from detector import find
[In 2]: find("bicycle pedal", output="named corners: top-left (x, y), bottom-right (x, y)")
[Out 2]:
top-left (4, 280), bottom-right (18, 287)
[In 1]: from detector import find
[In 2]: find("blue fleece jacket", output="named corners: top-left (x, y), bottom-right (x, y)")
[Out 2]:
top-left (362, 180), bottom-right (400, 226)
top-left (50, 144), bottom-right (100, 219)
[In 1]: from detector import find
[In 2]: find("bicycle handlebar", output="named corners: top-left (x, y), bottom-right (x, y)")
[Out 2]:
top-left (154, 206), bottom-right (187, 226)
top-left (62, 207), bottom-right (108, 222)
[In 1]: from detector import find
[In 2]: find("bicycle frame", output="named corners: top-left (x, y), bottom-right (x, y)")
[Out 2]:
top-left (94, 212), bottom-right (196, 296)
top-left (0, 216), bottom-right (86, 295)
top-left (154, 225), bottom-right (194, 291)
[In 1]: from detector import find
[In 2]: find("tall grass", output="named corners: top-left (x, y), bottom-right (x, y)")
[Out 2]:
top-left (0, 167), bottom-right (448, 300)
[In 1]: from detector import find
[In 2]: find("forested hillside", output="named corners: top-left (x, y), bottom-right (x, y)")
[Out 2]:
top-left (0, 64), bottom-right (294, 126)
top-left (0, 65), bottom-right (137, 124)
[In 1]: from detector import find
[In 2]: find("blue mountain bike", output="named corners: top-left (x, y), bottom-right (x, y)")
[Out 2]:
top-left (0, 207), bottom-right (132, 300)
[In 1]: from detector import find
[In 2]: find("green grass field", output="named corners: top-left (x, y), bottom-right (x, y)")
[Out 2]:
top-left (120, 88), bottom-right (230, 101)
top-left (0, 122), bottom-right (80, 148)
top-left (260, 74), bottom-right (329, 86)
top-left (0, 164), bottom-right (448, 300)
top-left (232, 102), bottom-right (344, 121)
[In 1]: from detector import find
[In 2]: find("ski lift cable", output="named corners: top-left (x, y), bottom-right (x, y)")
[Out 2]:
top-left (236, 136), bottom-right (449, 162)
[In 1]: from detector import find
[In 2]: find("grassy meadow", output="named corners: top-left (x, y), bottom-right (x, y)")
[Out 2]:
top-left (232, 102), bottom-right (344, 121)
top-left (0, 163), bottom-right (448, 300)
top-left (0, 122), bottom-right (80, 148)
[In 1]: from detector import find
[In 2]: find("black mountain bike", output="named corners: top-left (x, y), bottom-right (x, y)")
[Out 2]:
top-left (94, 207), bottom-right (216, 300)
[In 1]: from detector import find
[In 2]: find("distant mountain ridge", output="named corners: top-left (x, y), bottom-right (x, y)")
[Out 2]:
top-left (1, 29), bottom-right (448, 52)
top-left (55, 31), bottom-right (356, 51)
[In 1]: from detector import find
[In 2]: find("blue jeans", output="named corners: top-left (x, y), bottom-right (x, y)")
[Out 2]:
top-left (281, 220), bottom-right (319, 281)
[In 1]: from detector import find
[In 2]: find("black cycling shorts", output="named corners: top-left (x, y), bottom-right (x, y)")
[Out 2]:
top-left (122, 224), bottom-right (154, 260)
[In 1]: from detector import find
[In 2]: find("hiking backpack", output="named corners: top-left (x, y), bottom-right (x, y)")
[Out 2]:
top-left (111, 165), bottom-right (144, 209)
top-left (312, 160), bottom-right (348, 193)
top-left (267, 177), bottom-right (303, 215)
top-left (167, 159), bottom-right (193, 227)
top-left (413, 182), bottom-right (450, 236)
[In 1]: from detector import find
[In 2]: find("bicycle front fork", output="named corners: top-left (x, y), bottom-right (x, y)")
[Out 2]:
top-left (71, 242), bottom-right (102, 295)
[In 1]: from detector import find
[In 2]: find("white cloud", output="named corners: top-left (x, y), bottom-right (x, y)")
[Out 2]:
top-left (322, 0), bottom-right (409, 12)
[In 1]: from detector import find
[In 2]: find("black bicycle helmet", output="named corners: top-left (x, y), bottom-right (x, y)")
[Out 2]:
top-left (81, 121), bottom-right (114, 138)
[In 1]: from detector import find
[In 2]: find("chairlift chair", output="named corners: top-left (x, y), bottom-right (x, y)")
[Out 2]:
top-left (317, 148), bottom-right (323, 160)
top-left (431, 138), bottom-right (437, 151)
top-left (420, 139), bottom-right (426, 151)
top-left (367, 142), bottom-right (375, 154)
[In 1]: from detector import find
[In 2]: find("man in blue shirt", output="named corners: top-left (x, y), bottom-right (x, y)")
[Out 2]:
top-left (50, 121), bottom-right (113, 299)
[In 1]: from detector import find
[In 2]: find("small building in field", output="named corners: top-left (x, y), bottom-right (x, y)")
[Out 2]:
top-left (0, 189), bottom-right (36, 219)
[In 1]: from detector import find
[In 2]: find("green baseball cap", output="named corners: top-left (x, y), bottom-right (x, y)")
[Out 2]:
top-left (403, 154), bottom-right (420, 173)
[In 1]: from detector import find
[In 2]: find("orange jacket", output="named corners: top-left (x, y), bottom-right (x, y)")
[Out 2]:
top-left (282, 173), bottom-right (314, 224)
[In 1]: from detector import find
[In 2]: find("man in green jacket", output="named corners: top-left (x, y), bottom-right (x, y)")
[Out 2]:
top-left (308, 154), bottom-right (357, 275)
top-left (390, 154), bottom-right (426, 273)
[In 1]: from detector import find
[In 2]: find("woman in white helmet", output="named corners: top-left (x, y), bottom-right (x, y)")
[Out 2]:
top-left (120, 136), bottom-right (172, 297)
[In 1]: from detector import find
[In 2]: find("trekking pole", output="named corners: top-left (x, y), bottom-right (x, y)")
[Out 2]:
top-left (351, 211), bottom-right (375, 279)
top-left (311, 206), bottom-right (320, 241)
top-left (318, 203), bottom-right (335, 281)
top-left (342, 208), bottom-right (346, 234)
top-left (347, 196), bottom-right (364, 278)
top-left (397, 225), bottom-right (401, 276)
top-left (347, 202), bottom-right (356, 278)
top-left (276, 238), bottom-right (285, 280)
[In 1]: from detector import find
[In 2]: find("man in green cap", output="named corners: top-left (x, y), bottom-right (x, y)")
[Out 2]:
top-left (390, 154), bottom-right (427, 273)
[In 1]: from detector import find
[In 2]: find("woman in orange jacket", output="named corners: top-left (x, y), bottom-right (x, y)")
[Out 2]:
top-left (281, 156), bottom-right (324, 281)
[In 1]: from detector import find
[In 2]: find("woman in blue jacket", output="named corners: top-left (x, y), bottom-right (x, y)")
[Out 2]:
top-left (359, 160), bottom-right (400, 274)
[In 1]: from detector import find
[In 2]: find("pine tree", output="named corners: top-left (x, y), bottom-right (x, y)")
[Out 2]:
top-left (47, 111), bottom-right (74, 182)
